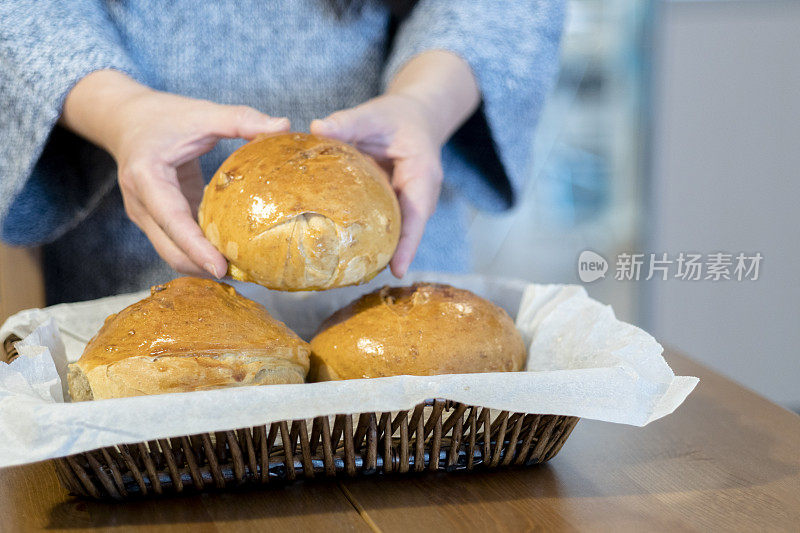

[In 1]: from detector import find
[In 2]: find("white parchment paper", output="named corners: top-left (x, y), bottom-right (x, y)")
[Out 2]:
top-left (0, 272), bottom-right (697, 469)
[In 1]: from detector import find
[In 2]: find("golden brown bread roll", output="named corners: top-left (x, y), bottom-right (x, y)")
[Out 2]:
top-left (67, 277), bottom-right (310, 401)
top-left (198, 132), bottom-right (401, 291)
top-left (309, 283), bottom-right (527, 380)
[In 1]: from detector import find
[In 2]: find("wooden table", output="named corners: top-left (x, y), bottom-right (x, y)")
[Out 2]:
top-left (1, 350), bottom-right (798, 532)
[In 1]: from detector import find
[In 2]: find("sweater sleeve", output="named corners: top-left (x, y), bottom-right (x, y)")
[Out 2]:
top-left (383, 0), bottom-right (565, 212)
top-left (0, 0), bottom-right (142, 246)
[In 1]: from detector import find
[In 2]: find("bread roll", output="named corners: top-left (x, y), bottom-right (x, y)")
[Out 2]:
top-left (309, 283), bottom-right (526, 381)
top-left (198, 132), bottom-right (401, 291)
top-left (67, 277), bottom-right (310, 401)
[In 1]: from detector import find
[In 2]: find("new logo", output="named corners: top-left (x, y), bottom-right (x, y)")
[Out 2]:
top-left (578, 250), bottom-right (608, 283)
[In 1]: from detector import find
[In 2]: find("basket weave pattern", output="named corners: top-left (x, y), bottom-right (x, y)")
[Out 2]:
top-left (3, 335), bottom-right (579, 501)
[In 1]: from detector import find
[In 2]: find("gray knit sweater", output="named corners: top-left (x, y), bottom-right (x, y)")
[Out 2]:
top-left (0, 0), bottom-right (564, 303)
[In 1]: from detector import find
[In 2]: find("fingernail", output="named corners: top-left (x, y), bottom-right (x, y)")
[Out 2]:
top-left (269, 117), bottom-right (290, 129)
top-left (204, 263), bottom-right (220, 279)
top-left (313, 119), bottom-right (332, 133)
top-left (392, 262), bottom-right (406, 278)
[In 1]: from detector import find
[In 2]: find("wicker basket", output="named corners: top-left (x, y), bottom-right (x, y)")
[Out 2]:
top-left (2, 334), bottom-right (578, 501)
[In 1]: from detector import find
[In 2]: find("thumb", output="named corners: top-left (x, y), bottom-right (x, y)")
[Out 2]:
top-left (209, 104), bottom-right (290, 140)
top-left (310, 106), bottom-right (379, 144)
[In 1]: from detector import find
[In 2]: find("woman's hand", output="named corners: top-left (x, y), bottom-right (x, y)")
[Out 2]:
top-left (311, 93), bottom-right (443, 278)
top-left (310, 51), bottom-right (480, 278)
top-left (60, 70), bottom-right (290, 278)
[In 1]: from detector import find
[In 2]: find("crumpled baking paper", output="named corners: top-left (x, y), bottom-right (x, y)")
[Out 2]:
top-left (0, 271), bottom-right (697, 469)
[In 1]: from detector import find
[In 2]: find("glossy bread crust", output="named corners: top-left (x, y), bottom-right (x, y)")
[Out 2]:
top-left (67, 277), bottom-right (310, 400)
top-left (309, 283), bottom-right (527, 381)
top-left (198, 133), bottom-right (401, 291)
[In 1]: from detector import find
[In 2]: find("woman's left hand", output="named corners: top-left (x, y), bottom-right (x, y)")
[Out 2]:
top-left (312, 50), bottom-right (480, 277)
top-left (311, 93), bottom-right (442, 278)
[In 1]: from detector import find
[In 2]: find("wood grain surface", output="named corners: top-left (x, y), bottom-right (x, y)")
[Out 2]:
top-left (0, 244), bottom-right (44, 323)
top-left (1, 349), bottom-right (798, 532)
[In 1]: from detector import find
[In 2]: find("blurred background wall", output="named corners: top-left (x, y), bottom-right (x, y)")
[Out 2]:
top-left (647, 0), bottom-right (800, 411)
top-left (469, 0), bottom-right (800, 411)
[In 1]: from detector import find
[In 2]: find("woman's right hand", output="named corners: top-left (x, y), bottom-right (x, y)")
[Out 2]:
top-left (60, 70), bottom-right (290, 278)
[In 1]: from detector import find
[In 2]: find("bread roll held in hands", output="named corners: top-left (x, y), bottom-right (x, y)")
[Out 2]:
top-left (309, 283), bottom-right (526, 381)
top-left (198, 133), bottom-right (401, 291)
top-left (67, 277), bottom-right (310, 401)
